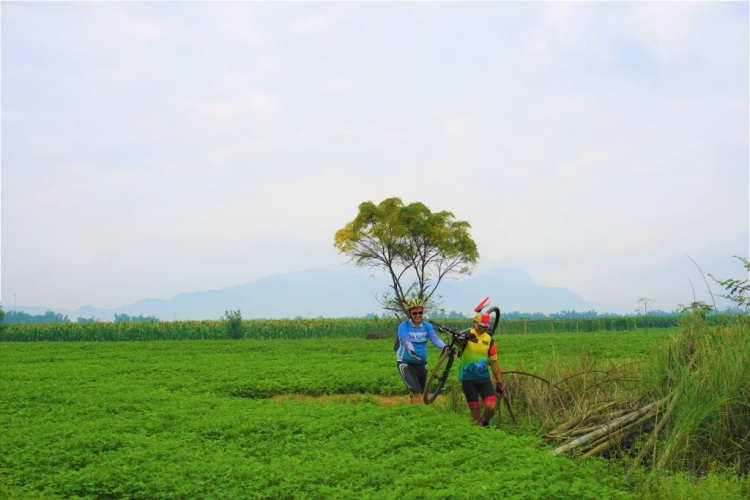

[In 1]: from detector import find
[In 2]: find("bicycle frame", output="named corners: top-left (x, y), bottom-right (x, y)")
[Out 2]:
top-left (422, 321), bottom-right (467, 405)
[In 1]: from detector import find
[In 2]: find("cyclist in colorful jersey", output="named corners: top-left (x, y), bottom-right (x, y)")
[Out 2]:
top-left (457, 312), bottom-right (506, 426)
top-left (396, 299), bottom-right (446, 404)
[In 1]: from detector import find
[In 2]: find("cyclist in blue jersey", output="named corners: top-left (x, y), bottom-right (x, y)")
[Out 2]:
top-left (396, 298), bottom-right (446, 404)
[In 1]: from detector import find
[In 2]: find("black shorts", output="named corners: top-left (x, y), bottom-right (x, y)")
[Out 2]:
top-left (397, 362), bottom-right (427, 396)
top-left (461, 378), bottom-right (496, 403)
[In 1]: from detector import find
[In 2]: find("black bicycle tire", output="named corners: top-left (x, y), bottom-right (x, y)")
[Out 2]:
top-left (485, 306), bottom-right (500, 335)
top-left (501, 394), bottom-right (517, 423)
top-left (423, 349), bottom-right (454, 405)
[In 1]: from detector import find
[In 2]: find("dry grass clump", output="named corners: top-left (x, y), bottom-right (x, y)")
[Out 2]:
top-left (504, 350), bottom-right (645, 431)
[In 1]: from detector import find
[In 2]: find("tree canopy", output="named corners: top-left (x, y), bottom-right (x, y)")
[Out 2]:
top-left (114, 313), bottom-right (159, 323)
top-left (710, 256), bottom-right (750, 315)
top-left (3, 310), bottom-right (71, 324)
top-left (334, 197), bottom-right (478, 317)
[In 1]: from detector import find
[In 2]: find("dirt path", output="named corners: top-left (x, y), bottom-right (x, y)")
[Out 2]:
top-left (270, 394), bottom-right (444, 406)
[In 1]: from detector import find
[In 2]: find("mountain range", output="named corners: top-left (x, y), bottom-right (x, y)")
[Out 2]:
top-left (13, 266), bottom-right (604, 321)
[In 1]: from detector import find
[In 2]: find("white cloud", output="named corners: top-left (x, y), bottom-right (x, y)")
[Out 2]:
top-left (623, 2), bottom-right (713, 61)
top-left (2, 1), bottom-right (747, 312)
top-left (291, 10), bottom-right (344, 35)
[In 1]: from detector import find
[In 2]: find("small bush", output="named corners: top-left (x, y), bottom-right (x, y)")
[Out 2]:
top-left (222, 310), bottom-right (243, 339)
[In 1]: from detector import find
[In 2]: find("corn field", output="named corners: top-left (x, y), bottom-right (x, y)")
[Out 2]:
top-left (0, 316), bottom-right (687, 342)
top-left (0, 318), bottom-right (398, 341)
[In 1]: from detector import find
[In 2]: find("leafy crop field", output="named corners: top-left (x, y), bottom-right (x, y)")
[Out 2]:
top-left (2, 331), bottom-right (745, 499)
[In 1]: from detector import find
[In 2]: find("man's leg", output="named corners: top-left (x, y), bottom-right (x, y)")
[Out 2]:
top-left (399, 363), bottom-right (425, 404)
top-left (481, 399), bottom-right (497, 424)
top-left (479, 379), bottom-right (498, 425)
top-left (411, 364), bottom-right (427, 404)
top-left (463, 379), bottom-right (483, 424)
top-left (468, 402), bottom-right (482, 425)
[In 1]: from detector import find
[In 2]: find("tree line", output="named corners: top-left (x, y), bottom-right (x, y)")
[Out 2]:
top-left (3, 310), bottom-right (159, 324)
top-left (2, 308), bottom-right (742, 325)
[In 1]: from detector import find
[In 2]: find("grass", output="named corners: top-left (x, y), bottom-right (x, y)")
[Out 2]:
top-left (2, 337), bottom-right (634, 499)
top-left (1, 329), bottom-right (746, 499)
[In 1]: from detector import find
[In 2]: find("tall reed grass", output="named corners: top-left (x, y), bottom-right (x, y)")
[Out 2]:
top-left (501, 313), bottom-right (749, 480)
top-left (642, 313), bottom-right (749, 474)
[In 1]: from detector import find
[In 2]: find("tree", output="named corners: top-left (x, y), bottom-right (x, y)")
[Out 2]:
top-left (334, 197), bottom-right (479, 317)
top-left (76, 316), bottom-right (100, 324)
top-left (222, 309), bottom-right (243, 339)
top-left (4, 310), bottom-right (70, 324)
top-left (636, 297), bottom-right (654, 316)
top-left (710, 256), bottom-right (750, 315)
top-left (114, 313), bottom-right (158, 323)
top-left (676, 301), bottom-right (713, 318)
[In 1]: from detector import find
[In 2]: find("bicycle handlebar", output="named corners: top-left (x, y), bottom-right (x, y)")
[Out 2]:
top-left (430, 321), bottom-right (464, 338)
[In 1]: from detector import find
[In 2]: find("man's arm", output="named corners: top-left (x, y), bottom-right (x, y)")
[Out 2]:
top-left (491, 359), bottom-right (503, 385)
top-left (426, 325), bottom-right (446, 350)
top-left (488, 340), bottom-right (504, 392)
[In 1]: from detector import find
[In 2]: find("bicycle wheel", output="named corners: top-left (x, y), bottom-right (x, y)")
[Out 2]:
top-left (486, 306), bottom-right (500, 335)
top-left (501, 393), bottom-right (516, 423)
top-left (423, 348), bottom-right (454, 405)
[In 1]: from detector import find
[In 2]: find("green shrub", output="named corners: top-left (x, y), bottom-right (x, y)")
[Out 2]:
top-left (222, 309), bottom-right (243, 339)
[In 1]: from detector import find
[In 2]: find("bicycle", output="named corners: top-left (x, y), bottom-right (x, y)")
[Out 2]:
top-left (423, 305), bottom-right (500, 405)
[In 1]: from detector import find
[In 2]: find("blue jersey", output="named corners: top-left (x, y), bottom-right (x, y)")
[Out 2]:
top-left (396, 320), bottom-right (446, 365)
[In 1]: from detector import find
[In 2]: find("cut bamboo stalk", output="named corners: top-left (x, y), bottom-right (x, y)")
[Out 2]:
top-left (568, 424), bottom-right (610, 436)
top-left (656, 430), bottom-right (684, 469)
top-left (633, 389), bottom-right (680, 468)
top-left (547, 414), bottom-right (585, 436)
top-left (546, 423), bottom-right (604, 440)
top-left (581, 426), bottom-right (630, 459)
top-left (545, 402), bottom-right (624, 440)
top-left (607, 409), bottom-right (630, 420)
top-left (553, 397), bottom-right (668, 456)
top-left (581, 406), bottom-right (658, 458)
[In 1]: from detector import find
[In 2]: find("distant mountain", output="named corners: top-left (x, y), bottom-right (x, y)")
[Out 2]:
top-left (437, 266), bottom-right (592, 314)
top-left (11, 266), bottom-right (597, 321)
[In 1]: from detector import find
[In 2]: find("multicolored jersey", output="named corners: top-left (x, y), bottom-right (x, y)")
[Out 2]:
top-left (396, 320), bottom-right (446, 365)
top-left (458, 328), bottom-right (497, 381)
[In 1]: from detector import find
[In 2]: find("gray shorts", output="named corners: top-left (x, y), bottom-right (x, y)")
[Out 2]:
top-left (397, 362), bottom-right (427, 396)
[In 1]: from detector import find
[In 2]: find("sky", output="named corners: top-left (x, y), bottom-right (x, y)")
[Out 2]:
top-left (2, 1), bottom-right (748, 315)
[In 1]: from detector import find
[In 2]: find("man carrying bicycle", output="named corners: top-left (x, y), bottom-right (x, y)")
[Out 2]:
top-left (396, 299), bottom-right (446, 404)
top-left (458, 312), bottom-right (505, 426)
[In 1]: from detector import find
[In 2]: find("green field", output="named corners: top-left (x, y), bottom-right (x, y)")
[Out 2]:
top-left (2, 330), bottom-right (746, 499)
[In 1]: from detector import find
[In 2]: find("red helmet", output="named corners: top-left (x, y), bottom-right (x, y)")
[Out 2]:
top-left (474, 313), bottom-right (491, 328)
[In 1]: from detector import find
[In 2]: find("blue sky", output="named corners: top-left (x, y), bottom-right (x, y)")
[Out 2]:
top-left (2, 1), bottom-right (748, 314)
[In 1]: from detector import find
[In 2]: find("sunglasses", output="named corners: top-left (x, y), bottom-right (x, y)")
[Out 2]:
top-left (411, 311), bottom-right (424, 316)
